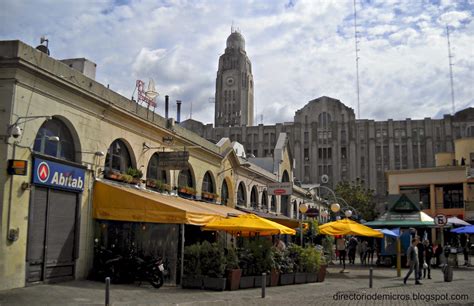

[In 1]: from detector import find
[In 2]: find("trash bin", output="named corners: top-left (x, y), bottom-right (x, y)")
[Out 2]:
top-left (443, 265), bottom-right (453, 282)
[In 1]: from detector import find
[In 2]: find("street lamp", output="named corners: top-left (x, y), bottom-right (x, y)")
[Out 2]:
top-left (299, 203), bottom-right (309, 246)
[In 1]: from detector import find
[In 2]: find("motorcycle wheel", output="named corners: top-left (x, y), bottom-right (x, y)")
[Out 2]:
top-left (149, 272), bottom-right (164, 289)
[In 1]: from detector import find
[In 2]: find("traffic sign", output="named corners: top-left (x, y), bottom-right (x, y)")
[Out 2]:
top-left (434, 214), bottom-right (447, 226)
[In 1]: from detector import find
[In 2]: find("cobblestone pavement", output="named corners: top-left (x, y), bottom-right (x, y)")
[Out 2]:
top-left (0, 264), bottom-right (473, 305)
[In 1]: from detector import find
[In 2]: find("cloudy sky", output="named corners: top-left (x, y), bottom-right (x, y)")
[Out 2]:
top-left (1, 0), bottom-right (473, 125)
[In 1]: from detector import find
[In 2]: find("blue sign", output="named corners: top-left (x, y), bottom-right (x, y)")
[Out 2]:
top-left (32, 158), bottom-right (85, 192)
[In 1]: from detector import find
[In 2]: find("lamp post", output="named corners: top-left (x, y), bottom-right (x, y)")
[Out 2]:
top-left (299, 203), bottom-right (308, 246)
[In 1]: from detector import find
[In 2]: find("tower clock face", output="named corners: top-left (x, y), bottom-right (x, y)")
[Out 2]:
top-left (226, 77), bottom-right (234, 86)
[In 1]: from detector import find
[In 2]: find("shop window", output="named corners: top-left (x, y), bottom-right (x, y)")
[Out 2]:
top-left (33, 118), bottom-right (76, 161)
top-left (146, 153), bottom-right (167, 183)
top-left (443, 184), bottom-right (464, 209)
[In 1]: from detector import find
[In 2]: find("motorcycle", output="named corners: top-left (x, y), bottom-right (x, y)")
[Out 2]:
top-left (113, 247), bottom-right (165, 288)
top-left (91, 239), bottom-right (123, 283)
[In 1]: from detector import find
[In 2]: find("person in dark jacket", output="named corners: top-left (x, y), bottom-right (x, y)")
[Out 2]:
top-left (416, 239), bottom-right (425, 280)
top-left (404, 237), bottom-right (422, 285)
top-left (423, 239), bottom-right (433, 279)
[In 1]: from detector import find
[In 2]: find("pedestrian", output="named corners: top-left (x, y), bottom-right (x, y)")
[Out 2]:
top-left (274, 237), bottom-right (286, 252)
top-left (434, 242), bottom-right (443, 268)
top-left (336, 237), bottom-right (347, 270)
top-left (348, 237), bottom-right (357, 264)
top-left (463, 234), bottom-right (470, 266)
top-left (416, 237), bottom-right (424, 280)
top-left (361, 240), bottom-right (368, 265)
top-left (423, 239), bottom-right (433, 279)
top-left (366, 239), bottom-right (375, 265)
top-left (403, 237), bottom-right (422, 285)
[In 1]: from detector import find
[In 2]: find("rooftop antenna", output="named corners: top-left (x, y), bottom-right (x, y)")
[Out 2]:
top-left (353, 0), bottom-right (361, 119)
top-left (446, 24), bottom-right (456, 115)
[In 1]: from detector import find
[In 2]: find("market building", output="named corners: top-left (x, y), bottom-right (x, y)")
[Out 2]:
top-left (0, 40), bottom-right (311, 290)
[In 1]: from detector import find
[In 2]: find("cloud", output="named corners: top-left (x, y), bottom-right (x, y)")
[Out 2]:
top-left (1, 0), bottom-right (473, 126)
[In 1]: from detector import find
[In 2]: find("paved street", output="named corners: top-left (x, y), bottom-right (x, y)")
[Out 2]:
top-left (0, 263), bottom-right (473, 306)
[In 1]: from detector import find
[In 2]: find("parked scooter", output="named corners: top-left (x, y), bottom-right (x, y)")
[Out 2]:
top-left (114, 247), bottom-right (165, 288)
top-left (91, 239), bottom-right (123, 283)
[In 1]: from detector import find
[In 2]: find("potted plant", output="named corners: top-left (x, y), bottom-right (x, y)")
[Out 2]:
top-left (225, 247), bottom-right (241, 291)
top-left (300, 246), bottom-right (320, 283)
top-left (269, 247), bottom-right (281, 286)
top-left (121, 174), bottom-right (134, 183)
top-left (237, 247), bottom-right (255, 289)
top-left (104, 169), bottom-right (122, 181)
top-left (182, 243), bottom-right (204, 289)
top-left (317, 249), bottom-right (327, 282)
top-left (200, 241), bottom-right (226, 291)
top-left (288, 244), bottom-right (306, 284)
top-left (250, 239), bottom-right (272, 287)
top-left (126, 167), bottom-right (143, 184)
top-left (277, 249), bottom-right (295, 285)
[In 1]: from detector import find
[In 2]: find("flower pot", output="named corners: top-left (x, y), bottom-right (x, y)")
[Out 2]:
top-left (279, 273), bottom-right (295, 286)
top-left (270, 269), bottom-right (280, 287)
top-left (294, 272), bottom-right (306, 284)
top-left (239, 275), bottom-right (255, 289)
top-left (181, 276), bottom-right (203, 289)
top-left (317, 265), bottom-right (327, 282)
top-left (203, 277), bottom-right (226, 291)
top-left (226, 269), bottom-right (241, 291)
top-left (254, 274), bottom-right (271, 287)
top-left (306, 272), bottom-right (318, 283)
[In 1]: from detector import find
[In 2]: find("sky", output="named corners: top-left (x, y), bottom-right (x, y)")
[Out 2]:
top-left (1, 0), bottom-right (473, 125)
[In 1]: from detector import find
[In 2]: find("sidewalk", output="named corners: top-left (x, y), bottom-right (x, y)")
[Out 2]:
top-left (0, 265), bottom-right (473, 305)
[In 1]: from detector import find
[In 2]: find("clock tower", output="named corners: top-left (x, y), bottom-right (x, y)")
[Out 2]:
top-left (215, 29), bottom-right (254, 127)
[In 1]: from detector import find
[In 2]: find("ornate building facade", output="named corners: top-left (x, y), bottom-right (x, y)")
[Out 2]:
top-left (182, 31), bottom-right (474, 203)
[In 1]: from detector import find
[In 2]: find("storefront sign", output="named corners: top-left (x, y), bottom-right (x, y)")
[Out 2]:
top-left (268, 182), bottom-right (293, 196)
top-left (32, 158), bottom-right (85, 192)
top-left (7, 159), bottom-right (28, 175)
top-left (157, 151), bottom-right (189, 170)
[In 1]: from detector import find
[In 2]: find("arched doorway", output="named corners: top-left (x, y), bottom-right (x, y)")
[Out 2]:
top-left (237, 182), bottom-right (247, 207)
top-left (250, 186), bottom-right (258, 209)
top-left (270, 195), bottom-right (277, 212)
top-left (280, 170), bottom-right (290, 216)
top-left (261, 190), bottom-right (268, 211)
top-left (221, 179), bottom-right (229, 205)
top-left (28, 117), bottom-right (83, 284)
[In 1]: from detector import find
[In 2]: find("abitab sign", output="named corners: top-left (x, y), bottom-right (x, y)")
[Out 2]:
top-left (33, 157), bottom-right (85, 192)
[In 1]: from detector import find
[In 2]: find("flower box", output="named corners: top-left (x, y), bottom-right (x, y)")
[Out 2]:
top-left (254, 274), bottom-right (271, 287)
top-left (279, 273), bottom-right (295, 286)
top-left (203, 277), bottom-right (226, 291)
top-left (270, 269), bottom-right (279, 287)
top-left (306, 272), bottom-right (318, 283)
top-left (239, 275), bottom-right (255, 289)
top-left (226, 269), bottom-right (241, 291)
top-left (181, 276), bottom-right (203, 289)
top-left (317, 264), bottom-right (327, 282)
top-left (294, 272), bottom-right (306, 284)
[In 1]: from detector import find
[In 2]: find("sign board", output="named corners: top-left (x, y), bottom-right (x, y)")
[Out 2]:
top-left (7, 159), bottom-right (28, 175)
top-left (32, 157), bottom-right (85, 192)
top-left (157, 151), bottom-right (189, 170)
top-left (268, 182), bottom-right (293, 196)
top-left (305, 207), bottom-right (319, 218)
top-left (434, 214), bottom-right (447, 226)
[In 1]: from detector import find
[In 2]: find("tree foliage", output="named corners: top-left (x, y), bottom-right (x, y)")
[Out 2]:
top-left (334, 180), bottom-right (378, 221)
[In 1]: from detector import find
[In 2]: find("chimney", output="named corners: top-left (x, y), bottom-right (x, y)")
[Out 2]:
top-left (176, 100), bottom-right (182, 123)
top-left (165, 95), bottom-right (169, 118)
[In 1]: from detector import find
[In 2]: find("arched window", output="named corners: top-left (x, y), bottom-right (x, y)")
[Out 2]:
top-left (105, 139), bottom-right (132, 172)
top-left (178, 168), bottom-right (194, 188)
top-left (293, 200), bottom-right (298, 219)
top-left (221, 180), bottom-right (229, 205)
top-left (237, 182), bottom-right (246, 206)
top-left (280, 170), bottom-right (290, 216)
top-left (202, 172), bottom-right (214, 193)
top-left (318, 112), bottom-right (332, 129)
top-left (33, 118), bottom-right (75, 161)
top-left (250, 186), bottom-right (258, 209)
top-left (147, 153), bottom-right (167, 183)
top-left (467, 126), bottom-right (474, 137)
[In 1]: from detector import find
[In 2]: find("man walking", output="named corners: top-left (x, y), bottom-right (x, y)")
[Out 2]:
top-left (404, 237), bottom-right (422, 285)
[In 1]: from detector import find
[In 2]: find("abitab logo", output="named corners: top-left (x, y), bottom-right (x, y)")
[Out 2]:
top-left (37, 161), bottom-right (50, 183)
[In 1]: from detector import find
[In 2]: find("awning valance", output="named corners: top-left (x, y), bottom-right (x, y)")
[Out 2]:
top-left (236, 207), bottom-right (300, 229)
top-left (92, 180), bottom-right (244, 226)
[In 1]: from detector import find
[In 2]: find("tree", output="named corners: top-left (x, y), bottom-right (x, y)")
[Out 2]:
top-left (334, 180), bottom-right (378, 221)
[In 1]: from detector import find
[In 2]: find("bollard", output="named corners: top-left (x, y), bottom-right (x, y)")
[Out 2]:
top-left (369, 267), bottom-right (373, 288)
top-left (261, 272), bottom-right (266, 298)
top-left (105, 277), bottom-right (110, 306)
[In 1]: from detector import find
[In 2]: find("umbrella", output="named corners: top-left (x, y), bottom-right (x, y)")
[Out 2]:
top-left (202, 213), bottom-right (296, 236)
top-left (451, 225), bottom-right (474, 234)
top-left (376, 228), bottom-right (400, 237)
top-left (447, 217), bottom-right (470, 226)
top-left (319, 219), bottom-right (383, 238)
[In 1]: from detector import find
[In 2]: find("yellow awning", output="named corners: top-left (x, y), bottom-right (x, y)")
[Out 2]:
top-left (319, 219), bottom-right (383, 238)
top-left (202, 213), bottom-right (296, 236)
top-left (92, 180), bottom-right (244, 226)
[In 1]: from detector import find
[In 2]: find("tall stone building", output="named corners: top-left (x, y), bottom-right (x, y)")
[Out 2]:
top-left (181, 32), bottom-right (474, 203)
top-left (214, 29), bottom-right (254, 127)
